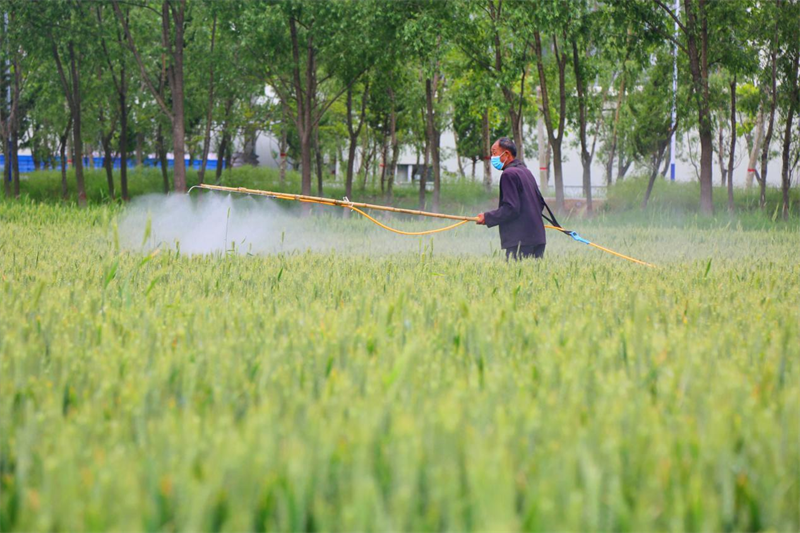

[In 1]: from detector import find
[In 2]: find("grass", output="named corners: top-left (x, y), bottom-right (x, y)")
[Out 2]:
top-left (1, 191), bottom-right (798, 530)
top-left (605, 175), bottom-right (799, 223)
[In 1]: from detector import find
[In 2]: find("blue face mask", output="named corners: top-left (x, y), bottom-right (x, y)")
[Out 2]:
top-left (491, 155), bottom-right (504, 171)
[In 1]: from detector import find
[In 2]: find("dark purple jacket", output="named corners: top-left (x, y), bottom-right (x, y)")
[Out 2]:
top-left (483, 159), bottom-right (547, 249)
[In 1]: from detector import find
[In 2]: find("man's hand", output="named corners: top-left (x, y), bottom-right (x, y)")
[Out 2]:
top-left (475, 213), bottom-right (486, 225)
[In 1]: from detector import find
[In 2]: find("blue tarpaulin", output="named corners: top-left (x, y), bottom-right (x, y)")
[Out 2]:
top-left (1, 155), bottom-right (224, 173)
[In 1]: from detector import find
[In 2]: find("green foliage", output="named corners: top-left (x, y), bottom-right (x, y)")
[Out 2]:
top-left (623, 51), bottom-right (673, 167)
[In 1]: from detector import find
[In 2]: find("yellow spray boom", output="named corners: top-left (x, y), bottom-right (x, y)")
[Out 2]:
top-left (189, 183), bottom-right (655, 267)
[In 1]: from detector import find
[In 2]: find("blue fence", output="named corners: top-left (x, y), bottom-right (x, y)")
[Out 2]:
top-left (0, 155), bottom-right (224, 173)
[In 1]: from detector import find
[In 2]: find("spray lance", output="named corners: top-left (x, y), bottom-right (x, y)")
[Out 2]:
top-left (188, 184), bottom-right (655, 267)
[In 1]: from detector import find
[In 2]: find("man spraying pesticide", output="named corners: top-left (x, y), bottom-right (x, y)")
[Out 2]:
top-left (475, 137), bottom-right (548, 260)
top-left (190, 150), bottom-right (654, 266)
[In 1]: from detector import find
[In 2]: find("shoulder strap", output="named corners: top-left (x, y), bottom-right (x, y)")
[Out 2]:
top-left (537, 188), bottom-right (562, 229)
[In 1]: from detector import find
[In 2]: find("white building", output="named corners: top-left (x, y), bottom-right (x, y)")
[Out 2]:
top-left (251, 126), bottom-right (787, 194)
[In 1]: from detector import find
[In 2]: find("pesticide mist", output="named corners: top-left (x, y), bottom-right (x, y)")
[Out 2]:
top-left (114, 193), bottom-right (781, 263)
top-left (116, 193), bottom-right (498, 256)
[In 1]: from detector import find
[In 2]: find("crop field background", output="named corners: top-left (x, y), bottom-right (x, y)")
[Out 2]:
top-left (1, 176), bottom-right (799, 531)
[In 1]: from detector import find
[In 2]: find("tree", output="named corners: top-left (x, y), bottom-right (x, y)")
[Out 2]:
top-left (403, 1), bottom-right (450, 211)
top-left (195, 5), bottom-right (218, 185)
top-left (0, 4), bottom-right (25, 200)
top-left (626, 51), bottom-right (677, 209)
top-left (777, 0), bottom-right (800, 220)
top-left (600, 19), bottom-right (636, 188)
top-left (344, 80), bottom-right (369, 200)
top-left (94, 4), bottom-right (134, 200)
top-left (236, 0), bottom-right (377, 204)
top-left (631, 0), bottom-right (756, 214)
top-left (568, 0), bottom-right (611, 214)
top-left (726, 76), bottom-right (736, 213)
top-left (113, 0), bottom-right (189, 193)
top-left (448, 0), bottom-right (530, 163)
top-left (736, 83), bottom-right (763, 189)
top-left (531, 0), bottom-right (571, 212)
top-left (25, 1), bottom-right (94, 205)
top-left (451, 64), bottom-right (506, 193)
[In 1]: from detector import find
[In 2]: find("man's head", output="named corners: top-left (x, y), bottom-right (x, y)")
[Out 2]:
top-left (491, 137), bottom-right (516, 170)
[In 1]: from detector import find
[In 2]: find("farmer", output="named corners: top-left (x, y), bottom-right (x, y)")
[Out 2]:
top-left (476, 137), bottom-right (547, 260)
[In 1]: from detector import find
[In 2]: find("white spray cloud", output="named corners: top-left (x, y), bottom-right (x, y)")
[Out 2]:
top-left (116, 193), bottom-right (498, 256)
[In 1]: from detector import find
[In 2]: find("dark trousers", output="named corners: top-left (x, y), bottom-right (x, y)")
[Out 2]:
top-left (505, 243), bottom-right (546, 261)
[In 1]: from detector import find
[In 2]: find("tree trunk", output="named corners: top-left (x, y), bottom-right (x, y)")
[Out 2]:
top-left (119, 66), bottom-right (129, 201)
top-left (344, 88), bottom-right (360, 202)
top-left (379, 137), bottom-right (387, 195)
top-left (502, 85), bottom-right (524, 164)
top-left (32, 137), bottom-right (41, 170)
top-left (387, 86), bottom-right (398, 202)
top-left (759, 5), bottom-right (781, 208)
top-left (661, 144), bottom-right (671, 177)
top-left (279, 126), bottom-right (288, 186)
top-left (2, 139), bottom-right (8, 199)
top-left (103, 135), bottom-right (115, 200)
top-left (333, 151), bottom-right (339, 182)
top-left (420, 125), bottom-right (429, 210)
top-left (552, 143), bottom-right (564, 210)
top-left (642, 159), bottom-right (659, 209)
top-left (388, 137), bottom-right (399, 203)
top-left (156, 123), bottom-right (169, 193)
top-left (11, 130), bottom-right (19, 199)
top-left (344, 84), bottom-right (363, 200)
top-left (7, 51), bottom-right (20, 199)
top-left (135, 131), bottom-right (144, 167)
top-left (581, 158), bottom-right (592, 213)
top-left (537, 86), bottom-right (550, 191)
top-left (170, 82), bottom-right (187, 192)
top-left (99, 103), bottom-right (117, 201)
top-left (717, 124), bottom-right (727, 186)
top-left (453, 127), bottom-right (465, 177)
top-left (287, 15), bottom-right (316, 208)
top-left (780, 50), bottom-right (799, 220)
top-left (166, 0), bottom-right (187, 193)
top-left (67, 43), bottom-right (86, 206)
top-left (698, 127), bottom-right (714, 214)
top-left (571, 40), bottom-right (592, 213)
top-left (224, 139), bottom-right (232, 173)
top-left (360, 129), bottom-right (373, 191)
top-left (533, 31), bottom-right (567, 211)
top-left (642, 141), bottom-right (669, 209)
top-left (618, 156), bottom-right (632, 181)
top-left (197, 13), bottom-right (217, 185)
top-left (314, 126), bottom-right (323, 196)
top-left (683, 0), bottom-right (713, 214)
top-left (299, 130), bottom-right (312, 198)
top-left (52, 38), bottom-right (86, 206)
top-left (425, 76), bottom-right (441, 212)
top-left (216, 98), bottom-right (233, 183)
top-left (482, 109), bottom-right (492, 193)
top-left (727, 77), bottom-right (736, 214)
top-left (60, 126), bottom-right (70, 200)
top-left (216, 135), bottom-right (228, 183)
top-left (745, 108), bottom-right (763, 188)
